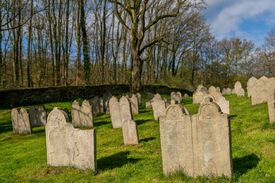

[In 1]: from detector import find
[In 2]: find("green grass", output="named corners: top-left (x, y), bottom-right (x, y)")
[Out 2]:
top-left (1, 92), bottom-right (275, 182)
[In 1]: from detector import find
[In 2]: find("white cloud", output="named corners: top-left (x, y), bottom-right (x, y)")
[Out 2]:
top-left (204, 0), bottom-right (275, 45)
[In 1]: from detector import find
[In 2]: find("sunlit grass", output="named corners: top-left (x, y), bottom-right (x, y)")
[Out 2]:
top-left (1, 92), bottom-right (275, 182)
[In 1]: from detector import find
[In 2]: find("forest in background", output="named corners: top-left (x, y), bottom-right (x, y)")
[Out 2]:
top-left (0, 0), bottom-right (275, 91)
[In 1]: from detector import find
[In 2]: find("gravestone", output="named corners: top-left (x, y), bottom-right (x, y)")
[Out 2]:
top-left (160, 101), bottom-right (193, 176)
top-left (216, 96), bottom-right (230, 115)
top-left (71, 100), bottom-right (93, 127)
top-left (200, 87), bottom-right (209, 94)
top-left (109, 96), bottom-right (122, 128)
top-left (53, 107), bottom-right (69, 117)
top-left (195, 85), bottom-right (204, 93)
top-left (191, 98), bottom-right (232, 178)
top-left (222, 88), bottom-right (227, 95)
top-left (177, 92), bottom-right (182, 101)
top-left (11, 108), bottom-right (32, 134)
top-left (265, 78), bottom-right (275, 99)
top-left (91, 96), bottom-right (100, 116)
top-left (148, 94), bottom-right (154, 100)
top-left (103, 92), bottom-right (112, 114)
top-left (29, 105), bottom-right (47, 127)
top-left (122, 120), bottom-right (139, 145)
top-left (208, 86), bottom-right (216, 93)
top-left (200, 94), bottom-right (215, 104)
top-left (171, 92), bottom-right (181, 104)
top-left (46, 108), bottom-right (97, 171)
top-left (184, 93), bottom-right (189, 100)
top-left (234, 81), bottom-right (242, 94)
top-left (163, 97), bottom-right (168, 102)
top-left (237, 88), bottom-right (245, 97)
top-left (154, 93), bottom-right (162, 100)
top-left (137, 93), bottom-right (142, 106)
top-left (232, 88), bottom-right (235, 94)
top-left (151, 99), bottom-right (166, 120)
top-left (99, 98), bottom-right (104, 113)
top-left (260, 76), bottom-right (268, 83)
top-left (267, 93), bottom-right (275, 123)
top-left (210, 91), bottom-right (222, 101)
top-left (251, 79), bottom-right (268, 105)
top-left (226, 88), bottom-right (232, 95)
top-left (146, 101), bottom-right (152, 108)
top-left (129, 94), bottom-right (139, 114)
top-left (120, 96), bottom-right (132, 123)
top-left (216, 87), bottom-right (221, 92)
top-left (247, 77), bottom-right (257, 98)
top-left (193, 91), bottom-right (204, 104)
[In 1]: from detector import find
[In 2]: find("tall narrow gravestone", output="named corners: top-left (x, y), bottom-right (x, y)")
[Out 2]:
top-left (151, 99), bottom-right (166, 120)
top-left (71, 100), bottom-right (93, 127)
top-left (122, 120), bottom-right (139, 145)
top-left (234, 81), bottom-right (242, 94)
top-left (120, 96), bottom-right (132, 124)
top-left (247, 77), bottom-right (257, 97)
top-left (91, 96), bottom-right (100, 116)
top-left (46, 108), bottom-right (97, 171)
top-left (129, 94), bottom-right (139, 114)
top-left (109, 96), bottom-right (122, 128)
top-left (11, 108), bottom-right (32, 134)
top-left (160, 98), bottom-right (233, 178)
top-left (267, 93), bottom-right (275, 123)
top-left (137, 93), bottom-right (142, 106)
top-left (251, 79), bottom-right (268, 105)
top-left (29, 105), bottom-right (47, 127)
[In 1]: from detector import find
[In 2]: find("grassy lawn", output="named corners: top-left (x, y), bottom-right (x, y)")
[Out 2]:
top-left (1, 92), bottom-right (275, 182)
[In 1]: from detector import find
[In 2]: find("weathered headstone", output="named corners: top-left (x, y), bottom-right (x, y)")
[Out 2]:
top-left (195, 85), bottom-right (204, 93)
top-left (210, 91), bottom-right (222, 101)
top-left (137, 93), bottom-right (142, 106)
top-left (193, 91), bottom-right (203, 104)
top-left (247, 77), bottom-right (257, 98)
top-left (184, 93), bottom-right (189, 100)
top-left (160, 102), bottom-right (193, 176)
top-left (177, 92), bottom-right (182, 100)
top-left (46, 108), bottom-right (97, 171)
top-left (232, 88), bottom-right (236, 94)
top-left (208, 86), bottom-right (216, 93)
top-left (226, 88), bottom-right (232, 95)
top-left (251, 79), bottom-right (268, 105)
top-left (109, 96), bottom-right (122, 128)
top-left (216, 87), bottom-right (221, 92)
top-left (103, 92), bottom-right (112, 114)
top-left (151, 99), bottom-right (166, 120)
top-left (216, 96), bottom-right (230, 115)
top-left (91, 96), bottom-right (100, 116)
top-left (237, 88), bottom-right (245, 97)
top-left (154, 93), bottom-right (162, 100)
top-left (191, 98), bottom-right (233, 178)
top-left (129, 94), bottom-right (139, 114)
top-left (120, 96), bottom-right (132, 123)
top-left (222, 88), bottom-right (227, 95)
top-left (71, 100), bottom-right (93, 127)
top-left (11, 108), bottom-right (32, 134)
top-left (200, 87), bottom-right (209, 94)
top-left (268, 93), bottom-right (275, 123)
top-left (122, 119), bottom-right (139, 145)
top-left (99, 98), bottom-right (104, 113)
top-left (29, 105), bottom-right (47, 127)
top-left (171, 92), bottom-right (181, 104)
top-left (260, 76), bottom-right (268, 83)
top-left (234, 81), bottom-right (242, 94)
top-left (146, 101), bottom-right (152, 108)
top-left (265, 78), bottom-right (275, 99)
top-left (200, 94), bottom-right (215, 104)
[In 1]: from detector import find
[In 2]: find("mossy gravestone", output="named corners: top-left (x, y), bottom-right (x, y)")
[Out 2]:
top-left (46, 108), bottom-right (96, 171)
top-left (160, 98), bottom-right (233, 178)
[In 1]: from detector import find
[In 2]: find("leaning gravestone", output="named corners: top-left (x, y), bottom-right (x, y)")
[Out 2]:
top-left (234, 81), bottom-right (242, 94)
top-left (122, 119), bottom-right (139, 145)
top-left (71, 100), bottom-right (93, 127)
top-left (267, 93), bottom-right (275, 123)
top-left (247, 77), bottom-right (257, 98)
top-left (46, 108), bottom-right (96, 171)
top-left (193, 91), bottom-right (204, 104)
top-left (208, 86), bottom-right (216, 93)
top-left (29, 105), bottom-right (47, 127)
top-left (216, 96), bottom-right (230, 115)
top-left (171, 92), bottom-right (181, 104)
top-left (11, 108), bottom-right (32, 134)
top-left (191, 98), bottom-right (232, 178)
top-left (237, 88), bottom-right (245, 97)
top-left (129, 94), bottom-right (139, 114)
top-left (109, 96), bottom-right (122, 128)
top-left (184, 93), bottom-right (189, 100)
top-left (151, 98), bottom-right (166, 120)
top-left (120, 96), bottom-right (132, 123)
top-left (222, 88), bottom-right (227, 95)
top-left (136, 93), bottom-right (142, 106)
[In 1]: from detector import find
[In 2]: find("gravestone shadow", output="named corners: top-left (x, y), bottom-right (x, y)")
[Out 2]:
top-left (140, 137), bottom-right (156, 143)
top-left (230, 115), bottom-right (237, 119)
top-left (98, 151), bottom-right (140, 170)
top-left (233, 153), bottom-right (260, 179)
top-left (0, 120), bottom-right (13, 134)
top-left (135, 119), bottom-right (151, 126)
top-left (93, 121), bottom-right (110, 127)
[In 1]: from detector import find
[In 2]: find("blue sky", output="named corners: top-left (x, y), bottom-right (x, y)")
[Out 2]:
top-left (203, 0), bottom-right (275, 47)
